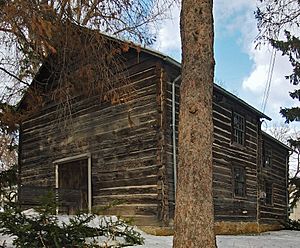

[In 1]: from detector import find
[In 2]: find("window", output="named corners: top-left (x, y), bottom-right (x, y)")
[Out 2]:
top-left (262, 142), bottom-right (272, 167)
top-left (265, 182), bottom-right (273, 205)
top-left (232, 112), bottom-right (245, 145)
top-left (233, 166), bottom-right (246, 197)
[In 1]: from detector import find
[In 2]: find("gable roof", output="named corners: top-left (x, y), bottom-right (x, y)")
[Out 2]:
top-left (114, 34), bottom-right (270, 121)
top-left (136, 44), bottom-right (271, 121)
top-left (18, 31), bottom-right (271, 121)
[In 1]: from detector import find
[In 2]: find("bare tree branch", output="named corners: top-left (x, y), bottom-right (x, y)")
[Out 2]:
top-left (0, 67), bottom-right (30, 86)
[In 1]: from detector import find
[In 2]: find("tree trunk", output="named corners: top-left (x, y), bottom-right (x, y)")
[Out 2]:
top-left (173, 0), bottom-right (216, 247)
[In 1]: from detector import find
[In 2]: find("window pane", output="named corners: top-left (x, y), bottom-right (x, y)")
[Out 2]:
top-left (233, 113), bottom-right (245, 145)
top-left (263, 144), bottom-right (272, 167)
top-left (265, 182), bottom-right (273, 205)
top-left (233, 167), bottom-right (245, 197)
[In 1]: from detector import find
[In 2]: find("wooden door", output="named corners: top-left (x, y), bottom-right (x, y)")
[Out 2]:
top-left (58, 159), bottom-right (88, 213)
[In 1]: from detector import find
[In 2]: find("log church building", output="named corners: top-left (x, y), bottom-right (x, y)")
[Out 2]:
top-left (18, 34), bottom-right (290, 234)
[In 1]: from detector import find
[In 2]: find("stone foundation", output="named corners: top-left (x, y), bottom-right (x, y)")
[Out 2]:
top-left (139, 222), bottom-right (284, 236)
top-left (214, 221), bottom-right (283, 235)
top-left (139, 226), bottom-right (174, 236)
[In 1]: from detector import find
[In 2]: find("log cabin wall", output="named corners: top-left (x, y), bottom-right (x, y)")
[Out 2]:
top-left (162, 71), bottom-right (266, 225)
top-left (258, 132), bottom-right (289, 225)
top-left (161, 73), bottom-right (267, 225)
top-left (212, 87), bottom-right (261, 223)
top-left (19, 49), bottom-right (171, 226)
top-left (19, 40), bottom-right (289, 230)
top-left (162, 74), bottom-right (289, 229)
top-left (161, 64), bottom-right (181, 222)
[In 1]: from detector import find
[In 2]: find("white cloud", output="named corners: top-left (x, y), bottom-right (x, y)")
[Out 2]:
top-left (155, 1), bottom-right (256, 58)
top-left (155, 1), bottom-right (255, 56)
top-left (214, 1), bottom-right (255, 37)
top-left (155, 1), bottom-right (298, 123)
top-left (154, 4), bottom-right (180, 60)
top-left (242, 50), bottom-right (298, 122)
top-left (214, 0), bottom-right (255, 18)
top-left (213, 1), bottom-right (298, 122)
top-left (239, 24), bottom-right (297, 121)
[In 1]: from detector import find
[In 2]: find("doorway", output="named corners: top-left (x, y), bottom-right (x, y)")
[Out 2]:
top-left (54, 154), bottom-right (92, 213)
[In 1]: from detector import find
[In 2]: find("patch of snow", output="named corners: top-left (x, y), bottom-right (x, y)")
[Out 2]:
top-left (1, 229), bottom-right (300, 248)
top-left (21, 208), bottom-right (39, 217)
top-left (136, 231), bottom-right (173, 248)
top-left (0, 230), bottom-right (300, 248)
top-left (216, 230), bottom-right (300, 248)
top-left (135, 230), bottom-right (300, 248)
top-left (0, 234), bottom-right (14, 248)
top-left (1, 212), bottom-right (300, 247)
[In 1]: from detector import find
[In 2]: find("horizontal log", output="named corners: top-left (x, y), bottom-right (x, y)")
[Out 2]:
top-left (95, 185), bottom-right (157, 196)
top-left (93, 204), bottom-right (158, 216)
top-left (96, 175), bottom-right (158, 189)
top-left (93, 193), bottom-right (158, 205)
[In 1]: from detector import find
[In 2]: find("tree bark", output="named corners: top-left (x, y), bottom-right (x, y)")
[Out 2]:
top-left (173, 0), bottom-right (216, 247)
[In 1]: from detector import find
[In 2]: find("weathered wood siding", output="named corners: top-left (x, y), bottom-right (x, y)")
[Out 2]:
top-left (164, 81), bottom-right (288, 225)
top-left (163, 64), bottom-right (180, 221)
top-left (212, 87), bottom-right (260, 222)
top-left (20, 44), bottom-right (288, 228)
top-left (258, 132), bottom-right (288, 224)
top-left (164, 80), bottom-right (263, 223)
top-left (19, 50), bottom-right (170, 226)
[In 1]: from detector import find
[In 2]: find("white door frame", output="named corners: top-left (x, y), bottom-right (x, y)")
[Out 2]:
top-left (54, 153), bottom-right (92, 213)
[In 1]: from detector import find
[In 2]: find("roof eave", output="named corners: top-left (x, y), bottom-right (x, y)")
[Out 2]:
top-left (213, 84), bottom-right (272, 121)
top-left (144, 52), bottom-right (272, 122)
top-left (262, 131), bottom-right (292, 151)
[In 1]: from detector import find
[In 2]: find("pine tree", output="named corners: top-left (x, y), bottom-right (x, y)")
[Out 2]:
top-left (173, 0), bottom-right (216, 247)
top-left (256, 0), bottom-right (300, 122)
top-left (256, 0), bottom-right (300, 208)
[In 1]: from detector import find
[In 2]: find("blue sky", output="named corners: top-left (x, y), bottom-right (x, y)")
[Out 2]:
top-left (214, 28), bottom-right (253, 90)
top-left (153, 1), bottom-right (299, 130)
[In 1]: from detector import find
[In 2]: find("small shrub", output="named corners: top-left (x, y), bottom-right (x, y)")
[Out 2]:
top-left (0, 196), bottom-right (144, 247)
top-left (0, 165), bottom-right (17, 191)
top-left (284, 219), bottom-right (300, 230)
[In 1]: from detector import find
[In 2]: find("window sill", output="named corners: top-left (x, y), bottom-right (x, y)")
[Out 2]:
top-left (230, 142), bottom-right (246, 150)
top-left (233, 195), bottom-right (247, 200)
top-left (264, 203), bottom-right (274, 207)
top-left (262, 165), bottom-right (272, 169)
